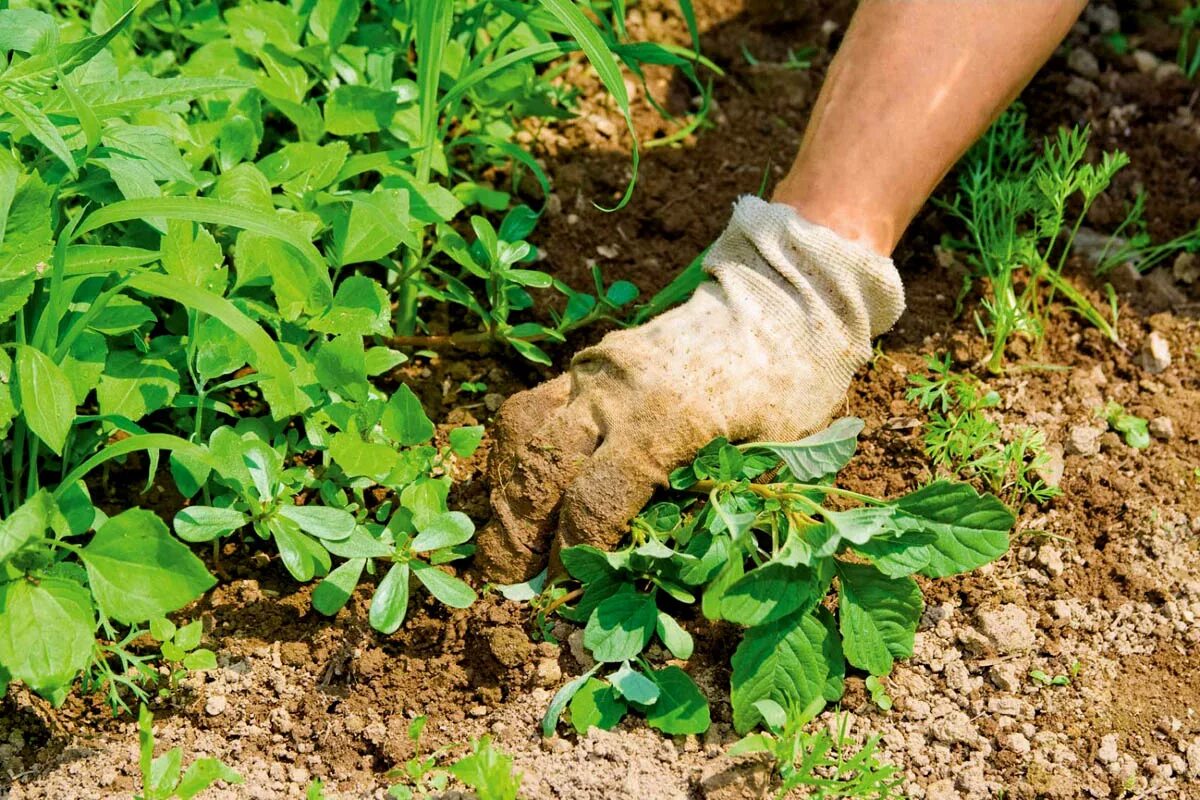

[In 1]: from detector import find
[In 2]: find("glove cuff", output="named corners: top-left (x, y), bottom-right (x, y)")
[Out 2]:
top-left (703, 195), bottom-right (906, 340)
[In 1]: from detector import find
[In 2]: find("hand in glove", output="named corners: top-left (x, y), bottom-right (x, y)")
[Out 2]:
top-left (475, 196), bottom-right (905, 584)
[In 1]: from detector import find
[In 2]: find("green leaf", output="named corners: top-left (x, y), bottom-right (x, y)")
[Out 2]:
top-left (269, 518), bottom-right (330, 583)
top-left (894, 480), bottom-right (1014, 578)
top-left (851, 532), bottom-right (936, 578)
top-left (175, 620), bottom-right (203, 651)
top-left (448, 738), bottom-right (522, 800)
top-left (315, 334), bottom-right (368, 403)
top-left (382, 384), bottom-right (435, 446)
top-left (0, 93), bottom-right (76, 176)
top-left (411, 560), bottom-right (476, 608)
top-left (81, 509), bottom-right (216, 624)
top-left (569, 677), bottom-right (627, 733)
top-left (310, 275), bottom-right (392, 336)
top-left (701, 552), bottom-right (743, 621)
top-left (149, 748), bottom-right (183, 797)
top-left (369, 562), bottom-right (411, 634)
top-left (730, 611), bottom-right (840, 733)
top-left (176, 757), bottom-right (242, 800)
top-left (313, 558), bottom-right (365, 617)
top-left (182, 649), bottom-right (218, 672)
top-left (542, 666), bottom-right (599, 737)
top-left (329, 433), bottom-right (399, 483)
top-left (583, 588), bottom-right (656, 663)
top-left (448, 425), bottom-right (484, 457)
top-left (560, 545), bottom-right (618, 585)
top-left (645, 666), bottom-right (710, 735)
top-left (411, 511), bottom-right (474, 552)
top-left (0, 576), bottom-right (94, 698)
top-left (173, 506), bottom-right (247, 543)
top-left (719, 562), bottom-right (821, 627)
top-left (277, 505), bottom-right (356, 542)
top-left (609, 662), bottom-right (659, 705)
top-left (324, 85), bottom-right (397, 136)
top-left (0, 490), bottom-right (53, 562)
top-left (836, 561), bottom-right (923, 676)
top-left (655, 612), bottom-right (694, 660)
top-left (14, 345), bottom-right (75, 455)
top-left (97, 349), bottom-right (180, 423)
top-left (743, 417), bottom-right (863, 481)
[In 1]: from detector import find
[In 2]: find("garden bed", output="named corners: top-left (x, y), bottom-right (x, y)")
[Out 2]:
top-left (3, 1), bottom-right (1200, 799)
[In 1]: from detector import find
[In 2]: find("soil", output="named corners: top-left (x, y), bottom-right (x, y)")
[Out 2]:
top-left (4, 1), bottom-right (1200, 799)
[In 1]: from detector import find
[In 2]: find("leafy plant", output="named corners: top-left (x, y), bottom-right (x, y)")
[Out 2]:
top-left (906, 353), bottom-right (1060, 507)
top-left (387, 716), bottom-right (523, 800)
top-left (939, 106), bottom-right (1129, 372)
top-left (729, 698), bottom-right (904, 800)
top-left (1099, 401), bottom-right (1149, 449)
top-left (542, 418), bottom-right (1015, 736)
top-left (0, 0), bottom-right (713, 708)
top-left (1090, 192), bottom-right (1200, 275)
top-left (136, 704), bottom-right (241, 800)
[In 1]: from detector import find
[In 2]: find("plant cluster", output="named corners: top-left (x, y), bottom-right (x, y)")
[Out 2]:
top-left (136, 704), bottom-right (242, 800)
top-left (541, 418), bottom-right (1016, 737)
top-left (940, 107), bottom-right (1126, 372)
top-left (0, 0), bottom-right (709, 708)
top-left (386, 716), bottom-right (523, 800)
top-left (906, 353), bottom-right (1060, 508)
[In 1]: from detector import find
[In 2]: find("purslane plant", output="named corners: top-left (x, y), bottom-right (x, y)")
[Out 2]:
top-left (542, 418), bottom-right (1015, 736)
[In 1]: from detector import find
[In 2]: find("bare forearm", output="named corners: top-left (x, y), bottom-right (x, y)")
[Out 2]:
top-left (773, 0), bottom-right (1086, 255)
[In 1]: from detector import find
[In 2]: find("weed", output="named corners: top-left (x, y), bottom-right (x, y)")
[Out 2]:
top-left (729, 698), bottom-right (904, 799)
top-left (1174, 5), bottom-right (1200, 79)
top-left (906, 354), bottom-right (1059, 507)
top-left (1099, 402), bottom-right (1150, 449)
top-left (540, 418), bottom-right (1015, 736)
top-left (740, 44), bottom-right (817, 70)
top-left (1030, 659), bottom-right (1081, 687)
top-left (939, 106), bottom-right (1129, 371)
top-left (1091, 192), bottom-right (1200, 275)
top-left (136, 704), bottom-right (241, 800)
top-left (387, 717), bottom-right (523, 800)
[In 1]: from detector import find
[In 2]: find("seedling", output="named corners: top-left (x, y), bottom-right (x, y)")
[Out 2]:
top-left (728, 698), bottom-right (904, 799)
top-left (907, 354), bottom-right (1059, 507)
top-left (940, 106), bottom-right (1130, 371)
top-left (1030, 659), bottom-right (1080, 687)
top-left (1099, 402), bottom-right (1150, 449)
top-left (543, 418), bottom-right (1015, 736)
top-left (387, 717), bottom-right (523, 800)
top-left (1174, 5), bottom-right (1200, 79)
top-left (136, 705), bottom-right (241, 800)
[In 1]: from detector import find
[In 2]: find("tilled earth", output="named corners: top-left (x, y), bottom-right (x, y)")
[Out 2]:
top-left (4, 1), bottom-right (1200, 798)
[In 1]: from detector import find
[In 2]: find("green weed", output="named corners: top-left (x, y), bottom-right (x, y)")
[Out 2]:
top-left (906, 354), bottom-right (1059, 507)
top-left (136, 704), bottom-right (241, 800)
top-left (1174, 4), bottom-right (1200, 78)
top-left (387, 716), bottom-right (523, 800)
top-left (939, 106), bottom-right (1128, 372)
top-left (1099, 401), bottom-right (1150, 449)
top-left (541, 418), bottom-right (1015, 736)
top-left (729, 699), bottom-right (905, 800)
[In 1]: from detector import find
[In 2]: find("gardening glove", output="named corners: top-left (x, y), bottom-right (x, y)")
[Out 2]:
top-left (476, 196), bottom-right (905, 584)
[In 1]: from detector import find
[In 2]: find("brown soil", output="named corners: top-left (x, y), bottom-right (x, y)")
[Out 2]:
top-left (5, 2), bottom-right (1200, 799)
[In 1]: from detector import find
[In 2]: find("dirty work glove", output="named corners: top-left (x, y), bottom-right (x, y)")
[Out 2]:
top-left (476, 196), bottom-right (905, 584)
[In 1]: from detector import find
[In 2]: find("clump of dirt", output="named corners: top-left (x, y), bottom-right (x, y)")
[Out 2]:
top-left (5, 1), bottom-right (1200, 799)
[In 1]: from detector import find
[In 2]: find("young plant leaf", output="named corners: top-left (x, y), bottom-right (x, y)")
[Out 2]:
top-left (411, 560), bottom-right (477, 608)
top-left (655, 612), bottom-right (694, 660)
top-left (583, 587), bottom-right (657, 663)
top-left (173, 506), bottom-right (248, 543)
top-left (313, 558), bottom-right (365, 616)
top-left (542, 665), bottom-right (600, 737)
top-left (645, 666), bottom-right (710, 735)
top-left (836, 561), bottom-right (923, 676)
top-left (742, 417), bottom-right (864, 481)
top-left (610, 661), bottom-right (659, 705)
top-left (569, 677), bottom-right (627, 733)
top-left (893, 480), bottom-right (1014, 577)
top-left (0, 576), bottom-right (94, 698)
top-left (14, 345), bottom-right (75, 455)
top-left (369, 563), bottom-right (411, 635)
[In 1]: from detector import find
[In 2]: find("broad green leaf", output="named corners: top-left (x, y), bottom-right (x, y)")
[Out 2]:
top-left (448, 738), bottom-right (522, 800)
top-left (729, 611), bottom-right (839, 733)
top-left (277, 505), bottom-right (356, 541)
top-left (0, 576), bottom-right (94, 697)
top-left (701, 551), bottom-right (743, 621)
top-left (369, 562), bottom-right (411, 634)
top-left (0, 93), bottom-right (76, 176)
top-left (411, 511), bottom-right (474, 552)
top-left (645, 666), bottom-right (710, 735)
top-left (411, 560), bottom-right (476, 608)
top-left (101, 121), bottom-right (194, 184)
top-left (0, 489), bottom-right (53, 562)
top-left (310, 275), bottom-right (391, 335)
top-left (610, 661), bottom-right (659, 705)
top-left (81, 509), bottom-right (215, 624)
top-left (894, 480), bottom-right (1014, 577)
top-left (448, 425), bottom-right (484, 457)
top-left (162, 220), bottom-right (226, 293)
top-left (399, 478), bottom-right (450, 530)
top-left (719, 562), bottom-right (821, 627)
top-left (148, 747), bottom-right (183, 796)
top-left (560, 545), bottom-right (618, 584)
top-left (313, 558), bottom-right (365, 617)
top-left (742, 417), bottom-right (864, 482)
top-left (323, 526), bottom-right (393, 559)
top-left (176, 758), bottom-right (243, 800)
top-left (61, 330), bottom-right (107, 406)
top-left (569, 677), bottom-right (627, 733)
top-left (324, 85), bottom-right (397, 136)
top-left (655, 612), bottom-right (694, 660)
top-left (315, 334), bottom-right (368, 403)
top-left (41, 77), bottom-right (251, 118)
top-left (97, 349), bottom-right (180, 423)
top-left (182, 649), bottom-right (218, 672)
top-left (583, 587), bottom-right (656, 663)
top-left (14, 345), bottom-right (75, 455)
top-left (542, 665), bottom-right (599, 737)
top-left (329, 432), bottom-right (399, 483)
top-left (851, 532), bottom-right (936, 578)
top-left (836, 561), bottom-right (923, 676)
top-left (269, 517), bottom-right (331, 583)
top-left (174, 506), bottom-right (248, 543)
top-left (0, 171), bottom-right (52, 282)
top-left (382, 384), bottom-right (435, 446)
top-left (175, 620), bottom-right (203, 651)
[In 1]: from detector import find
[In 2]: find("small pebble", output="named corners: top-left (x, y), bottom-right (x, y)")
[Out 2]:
top-left (205, 695), bottom-right (228, 716)
top-left (1149, 416), bottom-right (1175, 440)
top-left (1137, 332), bottom-right (1171, 374)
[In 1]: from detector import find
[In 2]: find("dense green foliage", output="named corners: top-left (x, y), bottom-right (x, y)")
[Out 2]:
top-left (542, 418), bottom-right (1015, 737)
top-left (0, 0), bottom-right (709, 708)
